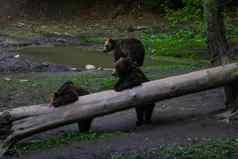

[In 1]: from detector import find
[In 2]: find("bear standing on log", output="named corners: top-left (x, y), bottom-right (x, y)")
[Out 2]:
top-left (50, 81), bottom-right (93, 132)
top-left (103, 38), bottom-right (145, 67)
top-left (113, 57), bottom-right (155, 126)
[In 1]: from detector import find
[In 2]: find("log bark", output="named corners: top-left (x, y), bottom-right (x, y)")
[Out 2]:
top-left (0, 104), bottom-right (54, 121)
top-left (1, 63), bottom-right (238, 156)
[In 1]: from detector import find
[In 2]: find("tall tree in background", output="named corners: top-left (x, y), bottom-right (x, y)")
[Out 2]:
top-left (203, 0), bottom-right (231, 65)
top-left (203, 0), bottom-right (238, 114)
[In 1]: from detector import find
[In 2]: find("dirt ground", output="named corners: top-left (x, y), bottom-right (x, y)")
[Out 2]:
top-left (4, 88), bottom-right (238, 159)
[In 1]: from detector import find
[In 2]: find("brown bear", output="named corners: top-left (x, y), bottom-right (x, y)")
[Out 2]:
top-left (103, 38), bottom-right (145, 67)
top-left (113, 57), bottom-right (155, 126)
top-left (50, 81), bottom-right (93, 132)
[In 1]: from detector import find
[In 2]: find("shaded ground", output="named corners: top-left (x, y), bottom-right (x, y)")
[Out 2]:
top-left (4, 87), bottom-right (238, 159)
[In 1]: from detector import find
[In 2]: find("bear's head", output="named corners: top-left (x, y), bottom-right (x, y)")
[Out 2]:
top-left (103, 38), bottom-right (115, 53)
top-left (49, 81), bottom-right (78, 107)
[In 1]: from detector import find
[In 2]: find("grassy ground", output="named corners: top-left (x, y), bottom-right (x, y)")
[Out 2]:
top-left (111, 138), bottom-right (238, 159)
top-left (0, 61), bottom-right (202, 110)
top-left (13, 132), bottom-right (126, 154)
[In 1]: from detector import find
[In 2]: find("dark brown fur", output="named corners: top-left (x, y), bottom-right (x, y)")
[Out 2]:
top-left (103, 38), bottom-right (145, 67)
top-left (50, 81), bottom-right (93, 132)
top-left (113, 57), bottom-right (155, 126)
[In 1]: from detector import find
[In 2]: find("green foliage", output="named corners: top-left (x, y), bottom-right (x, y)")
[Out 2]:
top-left (225, 15), bottom-right (238, 40)
top-left (80, 36), bottom-right (104, 45)
top-left (141, 30), bottom-right (205, 59)
top-left (144, 0), bottom-right (203, 21)
top-left (141, 0), bottom-right (238, 62)
top-left (182, 0), bottom-right (203, 15)
top-left (100, 79), bottom-right (115, 90)
top-left (165, 1), bottom-right (203, 26)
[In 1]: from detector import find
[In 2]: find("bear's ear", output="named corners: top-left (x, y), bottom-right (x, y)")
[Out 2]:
top-left (105, 37), bottom-right (113, 43)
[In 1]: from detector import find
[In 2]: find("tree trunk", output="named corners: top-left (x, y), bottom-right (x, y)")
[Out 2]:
top-left (203, 0), bottom-right (230, 64)
top-left (1, 63), bottom-right (238, 156)
top-left (0, 104), bottom-right (54, 121)
top-left (203, 0), bottom-right (237, 110)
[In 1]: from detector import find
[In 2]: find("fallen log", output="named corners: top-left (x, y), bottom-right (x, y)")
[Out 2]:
top-left (1, 63), bottom-right (238, 156)
top-left (0, 104), bottom-right (54, 121)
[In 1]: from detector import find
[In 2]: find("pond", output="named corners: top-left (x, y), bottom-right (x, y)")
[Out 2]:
top-left (20, 46), bottom-right (159, 68)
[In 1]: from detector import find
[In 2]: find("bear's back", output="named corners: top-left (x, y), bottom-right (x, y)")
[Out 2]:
top-left (115, 38), bottom-right (145, 66)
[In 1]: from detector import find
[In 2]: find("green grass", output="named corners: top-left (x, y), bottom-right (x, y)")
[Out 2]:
top-left (80, 36), bottom-right (104, 44)
top-left (0, 60), bottom-right (203, 104)
top-left (0, 58), bottom-right (205, 108)
top-left (141, 15), bottom-right (238, 61)
top-left (157, 139), bottom-right (238, 159)
top-left (156, 56), bottom-right (208, 66)
top-left (141, 30), bottom-right (206, 59)
top-left (0, 72), bottom-right (114, 107)
top-left (110, 138), bottom-right (238, 159)
top-left (13, 131), bottom-right (125, 153)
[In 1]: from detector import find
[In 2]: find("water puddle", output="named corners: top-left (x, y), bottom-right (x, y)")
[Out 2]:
top-left (20, 46), bottom-right (159, 68)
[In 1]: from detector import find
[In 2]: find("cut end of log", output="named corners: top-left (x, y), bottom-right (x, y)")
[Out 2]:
top-left (0, 111), bottom-right (14, 157)
top-left (0, 111), bottom-right (13, 140)
top-left (0, 135), bottom-right (19, 158)
top-left (0, 143), bottom-right (9, 158)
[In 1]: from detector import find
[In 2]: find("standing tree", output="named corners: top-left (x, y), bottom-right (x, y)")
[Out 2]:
top-left (203, 0), bottom-right (238, 115)
top-left (203, 0), bottom-right (232, 65)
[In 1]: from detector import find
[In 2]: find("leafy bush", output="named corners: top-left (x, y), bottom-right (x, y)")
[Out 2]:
top-left (165, 0), bottom-right (203, 26)
top-left (142, 29), bottom-right (205, 59)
